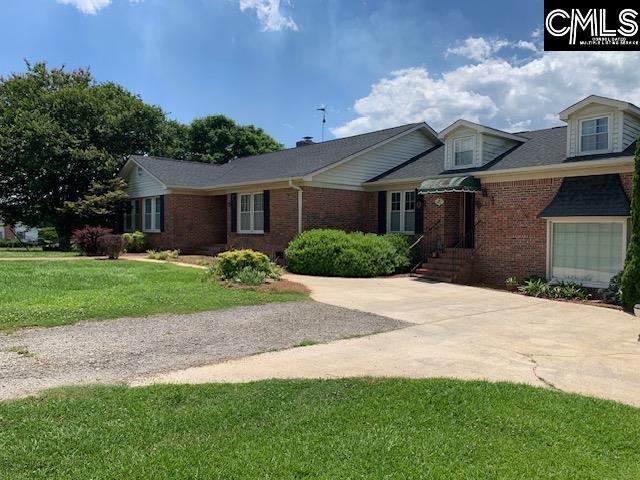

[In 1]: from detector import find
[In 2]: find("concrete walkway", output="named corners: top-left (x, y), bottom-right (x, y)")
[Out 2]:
top-left (138, 275), bottom-right (640, 406)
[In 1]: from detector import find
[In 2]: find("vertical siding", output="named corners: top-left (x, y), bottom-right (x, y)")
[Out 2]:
top-left (126, 165), bottom-right (168, 198)
top-left (622, 113), bottom-right (640, 149)
top-left (313, 130), bottom-right (434, 185)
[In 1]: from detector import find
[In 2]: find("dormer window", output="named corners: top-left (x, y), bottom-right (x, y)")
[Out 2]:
top-left (453, 136), bottom-right (474, 166)
top-left (580, 116), bottom-right (609, 153)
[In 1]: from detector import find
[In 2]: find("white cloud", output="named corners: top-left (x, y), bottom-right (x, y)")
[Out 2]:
top-left (238, 0), bottom-right (298, 32)
top-left (57, 0), bottom-right (111, 14)
top-left (446, 36), bottom-right (539, 62)
top-left (332, 41), bottom-right (640, 137)
top-left (56, 0), bottom-right (141, 14)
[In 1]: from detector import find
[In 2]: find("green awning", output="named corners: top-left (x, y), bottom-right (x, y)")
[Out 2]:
top-left (418, 176), bottom-right (481, 194)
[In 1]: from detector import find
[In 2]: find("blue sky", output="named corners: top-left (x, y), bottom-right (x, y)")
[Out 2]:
top-left (1, 0), bottom-right (639, 147)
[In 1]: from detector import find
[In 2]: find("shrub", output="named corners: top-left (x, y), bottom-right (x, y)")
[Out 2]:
top-left (0, 239), bottom-right (23, 248)
top-left (602, 272), bottom-right (623, 306)
top-left (38, 227), bottom-right (58, 246)
top-left (284, 229), bottom-right (410, 278)
top-left (97, 234), bottom-right (125, 259)
top-left (518, 277), bottom-right (590, 301)
top-left (71, 226), bottom-right (113, 255)
top-left (207, 249), bottom-right (281, 283)
top-left (505, 277), bottom-right (518, 292)
top-left (621, 143), bottom-right (640, 310)
top-left (147, 249), bottom-right (180, 260)
top-left (383, 233), bottom-right (413, 273)
top-left (123, 231), bottom-right (146, 253)
top-left (233, 266), bottom-right (268, 286)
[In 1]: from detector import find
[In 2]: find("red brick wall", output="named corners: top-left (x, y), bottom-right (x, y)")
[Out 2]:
top-left (143, 194), bottom-right (226, 252)
top-left (227, 188), bottom-right (298, 258)
top-left (423, 192), bottom-right (464, 248)
top-left (472, 177), bottom-right (562, 286)
top-left (226, 187), bottom-right (377, 258)
top-left (303, 187), bottom-right (376, 233)
top-left (2, 225), bottom-right (16, 240)
top-left (621, 172), bottom-right (633, 199)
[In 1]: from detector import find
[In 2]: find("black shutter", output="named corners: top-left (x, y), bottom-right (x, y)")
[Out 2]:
top-left (263, 190), bottom-right (270, 233)
top-left (377, 191), bottom-right (387, 234)
top-left (414, 190), bottom-right (424, 234)
top-left (159, 195), bottom-right (165, 232)
top-left (230, 193), bottom-right (237, 233)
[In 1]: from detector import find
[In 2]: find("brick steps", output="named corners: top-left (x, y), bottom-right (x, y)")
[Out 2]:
top-left (412, 248), bottom-right (474, 282)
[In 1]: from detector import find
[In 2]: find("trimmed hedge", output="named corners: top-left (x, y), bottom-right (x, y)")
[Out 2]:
top-left (208, 249), bottom-right (281, 284)
top-left (284, 229), bottom-right (412, 278)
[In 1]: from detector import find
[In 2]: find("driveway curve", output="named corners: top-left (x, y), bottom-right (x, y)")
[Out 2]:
top-left (142, 275), bottom-right (640, 407)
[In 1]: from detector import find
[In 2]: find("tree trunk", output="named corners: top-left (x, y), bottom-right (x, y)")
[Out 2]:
top-left (55, 223), bottom-right (72, 251)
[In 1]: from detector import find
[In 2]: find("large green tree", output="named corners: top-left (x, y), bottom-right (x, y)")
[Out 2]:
top-left (0, 62), bottom-right (166, 247)
top-left (621, 142), bottom-right (640, 311)
top-left (164, 114), bottom-right (283, 164)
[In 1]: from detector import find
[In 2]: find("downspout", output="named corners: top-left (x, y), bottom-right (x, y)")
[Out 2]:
top-left (289, 180), bottom-right (303, 233)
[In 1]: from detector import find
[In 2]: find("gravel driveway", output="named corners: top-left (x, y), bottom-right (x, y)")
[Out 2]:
top-left (0, 302), bottom-right (407, 400)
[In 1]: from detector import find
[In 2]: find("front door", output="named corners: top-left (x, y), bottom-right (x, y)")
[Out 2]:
top-left (463, 192), bottom-right (475, 248)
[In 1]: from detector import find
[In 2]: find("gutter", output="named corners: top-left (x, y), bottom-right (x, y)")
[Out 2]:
top-left (289, 180), bottom-right (303, 233)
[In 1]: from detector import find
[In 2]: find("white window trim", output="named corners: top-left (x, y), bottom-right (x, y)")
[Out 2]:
top-left (387, 190), bottom-right (416, 235)
top-left (546, 216), bottom-right (629, 288)
top-left (237, 192), bottom-right (264, 234)
top-left (142, 196), bottom-right (161, 233)
top-left (578, 114), bottom-right (613, 155)
top-left (451, 135), bottom-right (476, 169)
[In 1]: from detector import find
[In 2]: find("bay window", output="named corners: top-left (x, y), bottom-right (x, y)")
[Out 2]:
top-left (238, 192), bottom-right (264, 234)
top-left (388, 190), bottom-right (416, 234)
top-left (579, 116), bottom-right (609, 153)
top-left (548, 219), bottom-right (627, 287)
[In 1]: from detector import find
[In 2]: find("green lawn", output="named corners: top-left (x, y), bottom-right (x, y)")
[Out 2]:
top-left (1, 379), bottom-right (638, 479)
top-left (0, 248), bottom-right (79, 257)
top-left (0, 260), bottom-right (305, 329)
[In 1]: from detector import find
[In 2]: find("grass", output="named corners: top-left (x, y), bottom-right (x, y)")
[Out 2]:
top-left (0, 248), bottom-right (79, 257)
top-left (0, 260), bottom-right (306, 330)
top-left (3, 346), bottom-right (35, 357)
top-left (0, 379), bottom-right (639, 479)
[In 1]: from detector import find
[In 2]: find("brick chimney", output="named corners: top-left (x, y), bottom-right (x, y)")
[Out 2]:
top-left (296, 136), bottom-right (314, 147)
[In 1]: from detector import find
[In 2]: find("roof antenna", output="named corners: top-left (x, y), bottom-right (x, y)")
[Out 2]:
top-left (317, 106), bottom-right (327, 142)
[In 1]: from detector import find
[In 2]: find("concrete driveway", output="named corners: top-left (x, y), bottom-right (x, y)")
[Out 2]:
top-left (138, 275), bottom-right (640, 406)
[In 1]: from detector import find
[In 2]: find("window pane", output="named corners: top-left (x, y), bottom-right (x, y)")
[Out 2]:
top-left (240, 212), bottom-right (251, 231)
top-left (390, 211), bottom-right (401, 232)
top-left (254, 210), bottom-right (264, 231)
top-left (155, 199), bottom-right (161, 230)
top-left (404, 211), bottom-right (415, 233)
top-left (405, 191), bottom-right (415, 211)
top-left (455, 150), bottom-right (474, 166)
top-left (552, 222), bottom-right (623, 285)
top-left (391, 192), bottom-right (401, 211)
top-left (581, 117), bottom-right (608, 152)
top-left (253, 193), bottom-right (264, 212)
top-left (240, 195), bottom-right (251, 212)
top-left (144, 198), bottom-right (152, 230)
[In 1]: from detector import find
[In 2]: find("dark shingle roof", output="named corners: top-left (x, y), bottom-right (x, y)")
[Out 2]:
top-left (129, 123), bottom-right (423, 188)
top-left (539, 174), bottom-right (630, 217)
top-left (369, 126), bottom-right (636, 183)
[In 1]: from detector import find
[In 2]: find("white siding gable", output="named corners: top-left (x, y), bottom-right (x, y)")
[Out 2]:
top-left (482, 134), bottom-right (517, 164)
top-left (623, 113), bottom-right (640, 150)
top-left (313, 129), bottom-right (435, 185)
top-left (125, 164), bottom-right (167, 198)
top-left (565, 103), bottom-right (626, 157)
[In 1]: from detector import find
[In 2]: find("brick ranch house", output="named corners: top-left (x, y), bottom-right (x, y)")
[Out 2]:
top-left (119, 95), bottom-right (638, 288)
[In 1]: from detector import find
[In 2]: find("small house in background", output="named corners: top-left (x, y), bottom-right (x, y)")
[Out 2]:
top-left (0, 221), bottom-right (39, 243)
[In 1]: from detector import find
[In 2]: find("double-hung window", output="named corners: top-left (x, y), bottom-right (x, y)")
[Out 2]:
top-left (580, 116), bottom-right (609, 153)
top-left (453, 136), bottom-right (475, 167)
top-left (388, 191), bottom-right (416, 234)
top-left (123, 200), bottom-right (137, 232)
top-left (238, 192), bottom-right (264, 234)
top-left (143, 196), bottom-right (161, 232)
